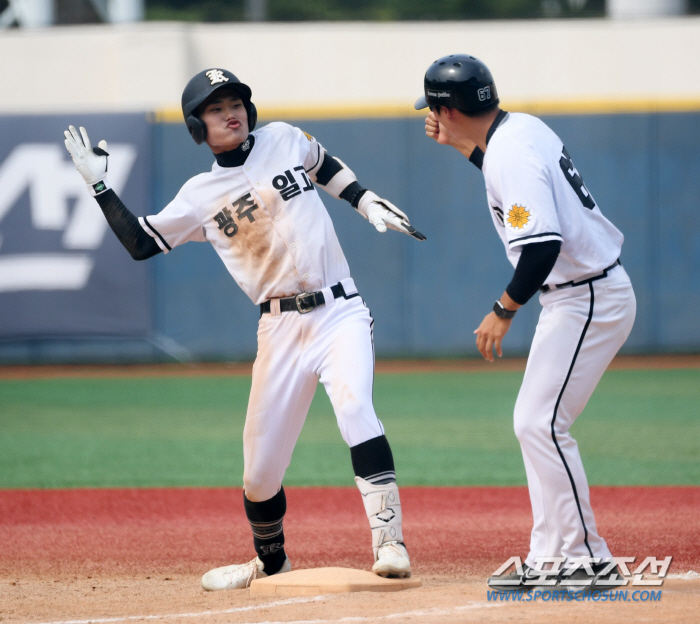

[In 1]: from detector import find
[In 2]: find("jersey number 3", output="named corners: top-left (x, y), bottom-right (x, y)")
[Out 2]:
top-left (559, 146), bottom-right (595, 210)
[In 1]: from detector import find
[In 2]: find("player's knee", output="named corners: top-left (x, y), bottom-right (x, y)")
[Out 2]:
top-left (336, 404), bottom-right (377, 443)
top-left (513, 412), bottom-right (549, 446)
top-left (243, 474), bottom-right (281, 503)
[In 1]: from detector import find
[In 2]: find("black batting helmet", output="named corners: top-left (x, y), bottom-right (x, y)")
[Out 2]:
top-left (181, 68), bottom-right (258, 144)
top-left (414, 54), bottom-right (498, 114)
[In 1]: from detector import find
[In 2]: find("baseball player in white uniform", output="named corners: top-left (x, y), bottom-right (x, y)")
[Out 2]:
top-left (64, 68), bottom-right (424, 590)
top-left (416, 55), bottom-right (636, 593)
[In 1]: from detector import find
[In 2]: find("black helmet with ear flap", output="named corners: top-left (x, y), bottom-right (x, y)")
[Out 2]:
top-left (415, 54), bottom-right (498, 113)
top-left (181, 68), bottom-right (258, 144)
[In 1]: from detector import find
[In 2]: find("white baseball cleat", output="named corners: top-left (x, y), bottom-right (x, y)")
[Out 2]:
top-left (372, 541), bottom-right (411, 578)
top-left (201, 556), bottom-right (292, 591)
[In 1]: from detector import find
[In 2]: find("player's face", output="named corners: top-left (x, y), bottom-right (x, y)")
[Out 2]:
top-left (200, 92), bottom-right (249, 153)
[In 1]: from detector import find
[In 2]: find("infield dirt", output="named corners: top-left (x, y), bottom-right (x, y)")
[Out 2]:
top-left (1, 486), bottom-right (698, 623)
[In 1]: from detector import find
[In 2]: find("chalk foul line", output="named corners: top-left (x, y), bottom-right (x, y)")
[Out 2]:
top-left (29, 598), bottom-right (502, 624)
top-left (29, 595), bottom-right (330, 624)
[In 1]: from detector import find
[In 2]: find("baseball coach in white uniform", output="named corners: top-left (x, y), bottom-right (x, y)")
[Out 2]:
top-left (416, 55), bottom-right (636, 595)
top-left (64, 68), bottom-right (425, 590)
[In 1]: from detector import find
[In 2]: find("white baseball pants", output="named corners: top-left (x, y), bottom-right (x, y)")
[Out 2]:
top-left (514, 264), bottom-right (636, 567)
top-left (243, 279), bottom-right (385, 502)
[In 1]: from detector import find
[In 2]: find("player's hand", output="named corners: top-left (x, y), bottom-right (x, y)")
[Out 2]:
top-left (357, 191), bottom-right (426, 241)
top-left (425, 111), bottom-right (443, 143)
top-left (474, 312), bottom-right (512, 362)
top-left (425, 111), bottom-right (478, 159)
top-left (425, 111), bottom-right (455, 146)
top-left (63, 125), bottom-right (110, 189)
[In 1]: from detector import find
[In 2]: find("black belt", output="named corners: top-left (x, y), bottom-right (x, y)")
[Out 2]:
top-left (260, 282), bottom-right (358, 315)
top-left (540, 259), bottom-right (621, 294)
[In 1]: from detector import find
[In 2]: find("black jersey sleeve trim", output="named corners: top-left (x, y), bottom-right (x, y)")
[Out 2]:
top-left (505, 240), bottom-right (561, 305)
top-left (306, 143), bottom-right (322, 174)
top-left (509, 231), bottom-right (562, 245)
top-left (95, 190), bottom-right (162, 260)
top-left (142, 216), bottom-right (171, 252)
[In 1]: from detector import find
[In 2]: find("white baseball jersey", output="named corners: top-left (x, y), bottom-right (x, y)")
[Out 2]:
top-left (139, 122), bottom-right (350, 305)
top-left (136, 119), bottom-right (387, 503)
top-left (479, 112), bottom-right (636, 567)
top-left (482, 113), bottom-right (623, 286)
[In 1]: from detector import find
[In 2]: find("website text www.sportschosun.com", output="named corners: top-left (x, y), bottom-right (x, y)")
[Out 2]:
top-left (487, 589), bottom-right (663, 602)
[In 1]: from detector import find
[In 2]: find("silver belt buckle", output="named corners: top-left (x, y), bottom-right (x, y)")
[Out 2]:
top-left (295, 292), bottom-right (317, 314)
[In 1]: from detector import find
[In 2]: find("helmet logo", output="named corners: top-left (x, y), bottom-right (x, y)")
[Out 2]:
top-left (477, 86), bottom-right (491, 102)
top-left (427, 90), bottom-right (451, 99)
top-left (205, 69), bottom-right (229, 85)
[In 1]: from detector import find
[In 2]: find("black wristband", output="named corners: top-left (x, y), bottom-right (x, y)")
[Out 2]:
top-left (469, 146), bottom-right (484, 170)
top-left (493, 300), bottom-right (517, 319)
top-left (339, 181), bottom-right (367, 208)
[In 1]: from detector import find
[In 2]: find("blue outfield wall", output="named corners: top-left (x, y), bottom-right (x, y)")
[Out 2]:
top-left (147, 111), bottom-right (700, 360)
top-left (0, 111), bottom-right (698, 362)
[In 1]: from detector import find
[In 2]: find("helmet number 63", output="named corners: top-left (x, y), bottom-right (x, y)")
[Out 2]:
top-left (559, 146), bottom-right (595, 210)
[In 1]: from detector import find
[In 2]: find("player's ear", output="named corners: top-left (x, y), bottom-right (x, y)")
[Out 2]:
top-left (247, 101), bottom-right (257, 132)
top-left (186, 115), bottom-right (207, 145)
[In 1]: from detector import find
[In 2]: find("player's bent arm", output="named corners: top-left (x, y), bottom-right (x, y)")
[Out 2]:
top-left (505, 240), bottom-right (561, 305)
top-left (310, 150), bottom-right (426, 241)
top-left (63, 125), bottom-right (161, 261)
top-left (310, 151), bottom-right (360, 199)
top-left (474, 241), bottom-right (560, 361)
top-left (95, 190), bottom-right (162, 261)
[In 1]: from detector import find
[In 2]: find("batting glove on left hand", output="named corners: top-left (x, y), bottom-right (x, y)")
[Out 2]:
top-left (64, 125), bottom-right (111, 196)
top-left (357, 191), bottom-right (426, 241)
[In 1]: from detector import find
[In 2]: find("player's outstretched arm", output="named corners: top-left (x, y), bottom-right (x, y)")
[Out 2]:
top-left (310, 151), bottom-right (426, 241)
top-left (64, 125), bottom-right (161, 260)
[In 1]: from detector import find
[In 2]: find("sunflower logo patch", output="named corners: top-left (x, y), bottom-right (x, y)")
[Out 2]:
top-left (507, 204), bottom-right (531, 230)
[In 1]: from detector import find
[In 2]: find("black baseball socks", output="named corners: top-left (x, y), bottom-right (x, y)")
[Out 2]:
top-left (350, 434), bottom-right (396, 484)
top-left (243, 487), bottom-right (287, 575)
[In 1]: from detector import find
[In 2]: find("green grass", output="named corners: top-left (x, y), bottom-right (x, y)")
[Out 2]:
top-left (0, 369), bottom-right (697, 488)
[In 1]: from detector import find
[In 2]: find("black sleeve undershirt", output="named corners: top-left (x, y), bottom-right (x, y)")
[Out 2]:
top-left (315, 152), bottom-right (368, 208)
top-left (506, 240), bottom-right (561, 305)
top-left (314, 153), bottom-right (343, 185)
top-left (94, 189), bottom-right (162, 261)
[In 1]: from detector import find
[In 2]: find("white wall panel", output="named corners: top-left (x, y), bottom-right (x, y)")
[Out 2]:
top-left (1, 18), bottom-right (700, 114)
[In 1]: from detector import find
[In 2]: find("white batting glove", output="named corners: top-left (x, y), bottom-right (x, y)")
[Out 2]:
top-left (63, 125), bottom-right (111, 196)
top-left (357, 191), bottom-right (426, 241)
